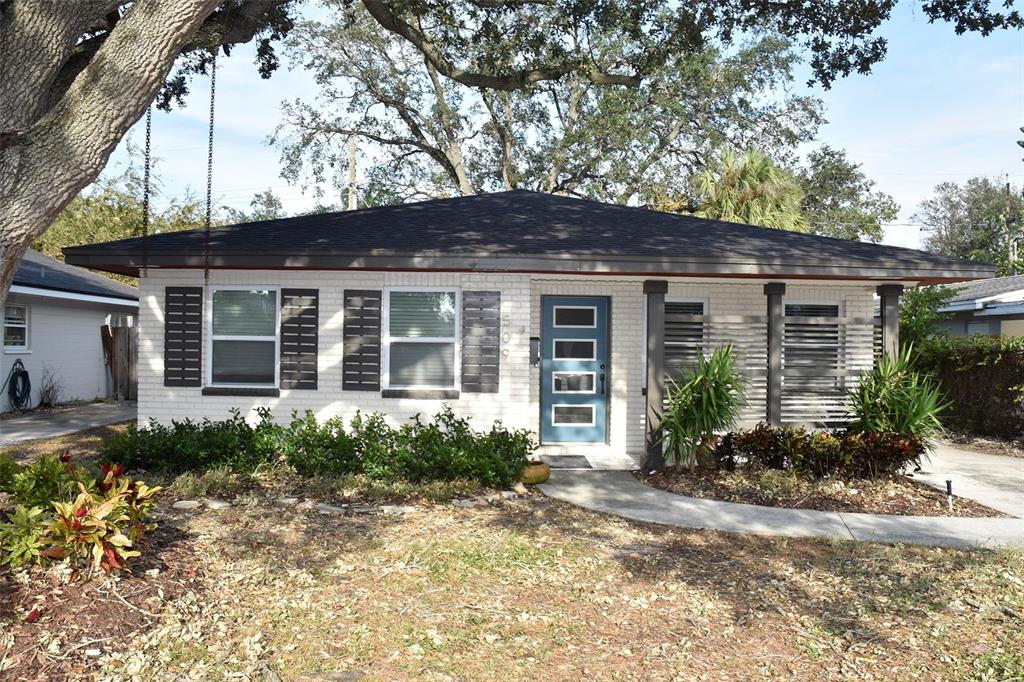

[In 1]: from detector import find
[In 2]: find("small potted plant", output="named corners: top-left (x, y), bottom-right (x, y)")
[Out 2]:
top-left (521, 459), bottom-right (550, 485)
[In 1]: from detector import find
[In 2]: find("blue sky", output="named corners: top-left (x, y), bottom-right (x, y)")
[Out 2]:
top-left (105, 4), bottom-right (1023, 251)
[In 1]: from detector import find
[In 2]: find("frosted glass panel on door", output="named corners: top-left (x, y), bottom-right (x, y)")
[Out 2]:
top-left (212, 290), bottom-right (277, 336)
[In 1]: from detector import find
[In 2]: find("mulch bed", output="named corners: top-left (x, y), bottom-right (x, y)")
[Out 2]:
top-left (636, 468), bottom-right (1007, 517)
top-left (0, 520), bottom-right (203, 680)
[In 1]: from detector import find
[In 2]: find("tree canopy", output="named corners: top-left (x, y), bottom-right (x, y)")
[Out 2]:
top-left (3, 0), bottom-right (1022, 302)
top-left (916, 177), bottom-right (1023, 275)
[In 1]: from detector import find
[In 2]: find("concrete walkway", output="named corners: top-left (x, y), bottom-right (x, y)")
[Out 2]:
top-left (540, 470), bottom-right (1024, 549)
top-left (0, 401), bottom-right (136, 446)
top-left (913, 443), bottom-right (1023, 518)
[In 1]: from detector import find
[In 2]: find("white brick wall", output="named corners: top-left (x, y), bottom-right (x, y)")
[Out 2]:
top-left (137, 270), bottom-right (880, 459)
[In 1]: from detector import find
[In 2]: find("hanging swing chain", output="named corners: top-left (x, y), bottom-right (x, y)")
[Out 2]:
top-left (204, 52), bottom-right (216, 231)
top-left (142, 107), bottom-right (152, 237)
top-left (203, 51), bottom-right (216, 284)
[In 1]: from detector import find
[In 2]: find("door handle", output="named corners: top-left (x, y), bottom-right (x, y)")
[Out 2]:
top-left (600, 373), bottom-right (606, 394)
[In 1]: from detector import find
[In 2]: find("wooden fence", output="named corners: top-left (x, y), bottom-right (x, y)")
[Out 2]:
top-left (101, 324), bottom-right (137, 401)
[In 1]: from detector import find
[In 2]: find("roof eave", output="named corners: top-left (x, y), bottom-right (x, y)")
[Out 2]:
top-left (63, 248), bottom-right (994, 283)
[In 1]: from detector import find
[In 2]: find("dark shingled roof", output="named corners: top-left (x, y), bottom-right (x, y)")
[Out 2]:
top-left (940, 274), bottom-right (1024, 303)
top-left (64, 190), bottom-right (992, 282)
top-left (14, 249), bottom-right (137, 301)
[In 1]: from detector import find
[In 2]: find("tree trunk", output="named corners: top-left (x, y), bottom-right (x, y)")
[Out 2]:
top-left (0, 0), bottom-right (221, 306)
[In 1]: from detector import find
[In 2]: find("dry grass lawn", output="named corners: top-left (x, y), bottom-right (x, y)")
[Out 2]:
top-left (0, 422), bottom-right (129, 464)
top-left (4, 492), bottom-right (1022, 681)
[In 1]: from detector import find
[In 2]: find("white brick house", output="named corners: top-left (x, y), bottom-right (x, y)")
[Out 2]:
top-left (64, 191), bottom-right (992, 468)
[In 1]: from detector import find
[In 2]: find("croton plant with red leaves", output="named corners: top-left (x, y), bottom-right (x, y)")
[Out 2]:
top-left (42, 466), bottom-right (161, 576)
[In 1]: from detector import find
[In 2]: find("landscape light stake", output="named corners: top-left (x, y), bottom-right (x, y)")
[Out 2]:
top-left (946, 480), bottom-right (953, 512)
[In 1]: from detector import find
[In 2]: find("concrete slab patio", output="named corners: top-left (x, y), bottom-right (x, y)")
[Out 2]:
top-left (0, 401), bottom-right (136, 446)
top-left (540, 470), bottom-right (1024, 549)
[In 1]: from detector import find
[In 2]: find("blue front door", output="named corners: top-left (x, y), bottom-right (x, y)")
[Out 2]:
top-left (541, 296), bottom-right (608, 443)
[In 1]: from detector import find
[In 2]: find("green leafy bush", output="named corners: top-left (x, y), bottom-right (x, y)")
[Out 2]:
top-left (0, 453), bottom-right (20, 491)
top-left (658, 344), bottom-right (746, 470)
top-left (0, 505), bottom-right (47, 568)
top-left (100, 406), bottom-right (536, 488)
top-left (101, 408), bottom-right (282, 475)
top-left (847, 346), bottom-right (946, 440)
top-left (715, 424), bottom-right (925, 479)
top-left (913, 335), bottom-right (1024, 438)
top-left (6, 454), bottom-right (96, 508)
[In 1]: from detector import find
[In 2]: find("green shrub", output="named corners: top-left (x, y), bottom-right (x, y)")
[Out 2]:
top-left (7, 454), bottom-right (95, 508)
top-left (715, 424), bottom-right (925, 479)
top-left (0, 505), bottom-right (47, 568)
top-left (847, 346), bottom-right (946, 440)
top-left (658, 344), bottom-right (746, 470)
top-left (280, 412), bottom-right (359, 477)
top-left (913, 335), bottom-right (1024, 438)
top-left (0, 453), bottom-right (20, 491)
top-left (101, 408), bottom-right (282, 475)
top-left (100, 406), bottom-right (536, 488)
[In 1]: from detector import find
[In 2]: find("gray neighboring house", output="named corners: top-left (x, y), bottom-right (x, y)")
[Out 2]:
top-left (2, 249), bottom-right (138, 412)
top-left (64, 191), bottom-right (992, 468)
top-left (937, 274), bottom-right (1024, 337)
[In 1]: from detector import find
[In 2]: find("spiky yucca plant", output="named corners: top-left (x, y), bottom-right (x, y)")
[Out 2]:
top-left (847, 345), bottom-right (947, 442)
top-left (657, 344), bottom-right (746, 471)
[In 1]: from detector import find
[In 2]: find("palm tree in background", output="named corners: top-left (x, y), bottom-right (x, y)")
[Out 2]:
top-left (688, 148), bottom-right (808, 231)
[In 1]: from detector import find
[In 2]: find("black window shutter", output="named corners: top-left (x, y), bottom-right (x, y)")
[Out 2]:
top-left (342, 289), bottom-right (382, 391)
top-left (461, 291), bottom-right (500, 393)
top-left (280, 289), bottom-right (319, 390)
top-left (164, 286), bottom-right (203, 387)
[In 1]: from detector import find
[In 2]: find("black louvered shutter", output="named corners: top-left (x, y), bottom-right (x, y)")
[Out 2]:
top-left (461, 291), bottom-right (500, 393)
top-left (164, 287), bottom-right (203, 387)
top-left (280, 289), bottom-right (319, 390)
top-left (342, 289), bottom-right (382, 391)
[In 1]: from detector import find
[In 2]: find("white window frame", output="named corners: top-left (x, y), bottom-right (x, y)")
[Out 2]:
top-left (552, 338), bottom-right (596, 361)
top-left (552, 371), bottom-right (597, 394)
top-left (205, 285), bottom-right (281, 389)
top-left (3, 303), bottom-right (29, 353)
top-left (551, 403), bottom-right (596, 427)
top-left (382, 287), bottom-right (461, 390)
top-left (552, 305), bottom-right (597, 329)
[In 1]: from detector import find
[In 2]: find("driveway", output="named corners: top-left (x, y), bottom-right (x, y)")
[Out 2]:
top-left (914, 443), bottom-right (1024, 518)
top-left (0, 401), bottom-right (136, 446)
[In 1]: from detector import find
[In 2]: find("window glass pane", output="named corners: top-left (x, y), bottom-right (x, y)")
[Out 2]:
top-left (390, 341), bottom-right (455, 387)
top-left (554, 340), bottom-right (595, 359)
top-left (212, 290), bottom-right (277, 336)
top-left (553, 405), bottom-right (594, 425)
top-left (4, 326), bottom-right (26, 347)
top-left (4, 306), bottom-right (26, 324)
top-left (389, 292), bottom-right (456, 338)
top-left (553, 373), bottom-right (595, 393)
top-left (211, 340), bottom-right (276, 384)
top-left (554, 307), bottom-right (595, 327)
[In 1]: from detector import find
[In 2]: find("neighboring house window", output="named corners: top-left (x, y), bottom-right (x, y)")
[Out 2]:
top-left (384, 289), bottom-right (459, 389)
top-left (784, 303), bottom-right (841, 373)
top-left (966, 321), bottom-right (990, 336)
top-left (208, 288), bottom-right (279, 386)
top-left (3, 304), bottom-right (28, 350)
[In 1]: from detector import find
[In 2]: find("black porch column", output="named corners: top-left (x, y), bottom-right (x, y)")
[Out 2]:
top-left (877, 284), bottom-right (904, 358)
top-left (764, 282), bottom-right (786, 426)
top-left (644, 279), bottom-right (668, 469)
